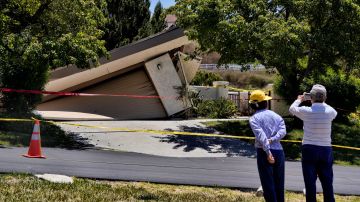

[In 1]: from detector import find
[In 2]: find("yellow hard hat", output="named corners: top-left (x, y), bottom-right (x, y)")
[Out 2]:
top-left (249, 90), bottom-right (272, 103)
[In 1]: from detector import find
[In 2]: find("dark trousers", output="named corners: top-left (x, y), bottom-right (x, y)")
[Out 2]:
top-left (257, 149), bottom-right (285, 202)
top-left (302, 144), bottom-right (335, 202)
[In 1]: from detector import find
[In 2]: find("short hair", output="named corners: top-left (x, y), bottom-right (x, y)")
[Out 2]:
top-left (310, 84), bottom-right (327, 102)
top-left (250, 101), bottom-right (268, 110)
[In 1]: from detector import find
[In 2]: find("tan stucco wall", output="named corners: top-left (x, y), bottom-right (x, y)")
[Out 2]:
top-left (189, 84), bottom-right (229, 100)
top-left (37, 68), bottom-right (167, 120)
top-left (145, 54), bottom-right (189, 116)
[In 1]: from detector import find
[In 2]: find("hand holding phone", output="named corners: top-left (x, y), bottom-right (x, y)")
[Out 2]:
top-left (303, 92), bottom-right (311, 101)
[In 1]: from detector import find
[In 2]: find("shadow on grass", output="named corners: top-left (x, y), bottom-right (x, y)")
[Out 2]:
top-left (0, 120), bottom-right (94, 150)
top-left (156, 124), bottom-right (256, 157)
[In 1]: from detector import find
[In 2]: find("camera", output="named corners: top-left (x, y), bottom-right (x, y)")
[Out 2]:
top-left (303, 92), bottom-right (312, 101)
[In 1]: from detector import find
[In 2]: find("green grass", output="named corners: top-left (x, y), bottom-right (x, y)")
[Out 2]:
top-left (204, 119), bottom-right (360, 166)
top-left (0, 174), bottom-right (358, 202)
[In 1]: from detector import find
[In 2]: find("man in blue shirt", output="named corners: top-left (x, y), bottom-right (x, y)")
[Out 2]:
top-left (249, 90), bottom-right (287, 202)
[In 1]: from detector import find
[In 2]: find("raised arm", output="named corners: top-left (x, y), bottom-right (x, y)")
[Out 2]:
top-left (289, 96), bottom-right (305, 120)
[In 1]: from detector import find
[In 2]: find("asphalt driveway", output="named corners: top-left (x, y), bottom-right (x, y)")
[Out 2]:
top-left (55, 119), bottom-right (254, 157)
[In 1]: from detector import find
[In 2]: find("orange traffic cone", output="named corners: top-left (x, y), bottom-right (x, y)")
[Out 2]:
top-left (23, 119), bottom-right (46, 158)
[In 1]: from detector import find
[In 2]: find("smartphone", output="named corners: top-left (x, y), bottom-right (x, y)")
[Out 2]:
top-left (303, 93), bottom-right (311, 101)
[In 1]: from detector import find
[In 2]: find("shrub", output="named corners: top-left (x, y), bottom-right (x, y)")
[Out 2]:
top-left (192, 70), bottom-right (276, 89)
top-left (190, 70), bottom-right (223, 86)
top-left (1, 60), bottom-right (48, 115)
top-left (349, 111), bottom-right (360, 126)
top-left (332, 122), bottom-right (360, 165)
top-left (218, 70), bottom-right (276, 89)
top-left (194, 98), bottom-right (237, 118)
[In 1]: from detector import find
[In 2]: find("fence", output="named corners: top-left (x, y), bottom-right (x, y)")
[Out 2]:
top-left (228, 92), bottom-right (242, 109)
top-left (228, 91), bottom-right (272, 115)
top-left (200, 64), bottom-right (266, 71)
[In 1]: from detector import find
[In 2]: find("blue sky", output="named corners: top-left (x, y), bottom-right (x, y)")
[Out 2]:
top-left (150, 0), bottom-right (176, 13)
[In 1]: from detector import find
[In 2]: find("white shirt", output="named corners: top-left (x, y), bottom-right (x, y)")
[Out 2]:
top-left (289, 100), bottom-right (337, 146)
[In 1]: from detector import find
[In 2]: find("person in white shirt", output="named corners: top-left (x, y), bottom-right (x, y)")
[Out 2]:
top-left (289, 84), bottom-right (337, 202)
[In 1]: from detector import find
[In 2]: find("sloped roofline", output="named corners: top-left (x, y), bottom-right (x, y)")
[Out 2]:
top-left (44, 27), bottom-right (189, 101)
top-left (101, 26), bottom-right (185, 64)
top-left (51, 27), bottom-right (186, 81)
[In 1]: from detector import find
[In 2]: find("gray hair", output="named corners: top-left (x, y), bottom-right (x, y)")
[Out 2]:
top-left (310, 84), bottom-right (327, 102)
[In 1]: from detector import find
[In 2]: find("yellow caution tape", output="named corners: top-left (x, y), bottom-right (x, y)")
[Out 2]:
top-left (0, 118), bottom-right (34, 122)
top-left (1, 118), bottom-right (360, 151)
top-left (330, 144), bottom-right (360, 151)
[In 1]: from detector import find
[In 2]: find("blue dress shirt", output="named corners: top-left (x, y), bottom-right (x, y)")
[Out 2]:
top-left (249, 109), bottom-right (287, 155)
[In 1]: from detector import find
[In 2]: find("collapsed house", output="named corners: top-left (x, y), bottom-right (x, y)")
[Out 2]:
top-left (36, 27), bottom-right (202, 120)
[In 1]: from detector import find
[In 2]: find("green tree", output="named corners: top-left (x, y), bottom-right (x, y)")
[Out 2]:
top-left (0, 0), bottom-right (108, 115)
top-left (150, 1), bottom-right (166, 33)
top-left (175, 0), bottom-right (360, 99)
top-left (302, 69), bottom-right (360, 119)
top-left (135, 1), bottom-right (166, 40)
top-left (102, 0), bottom-right (151, 50)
